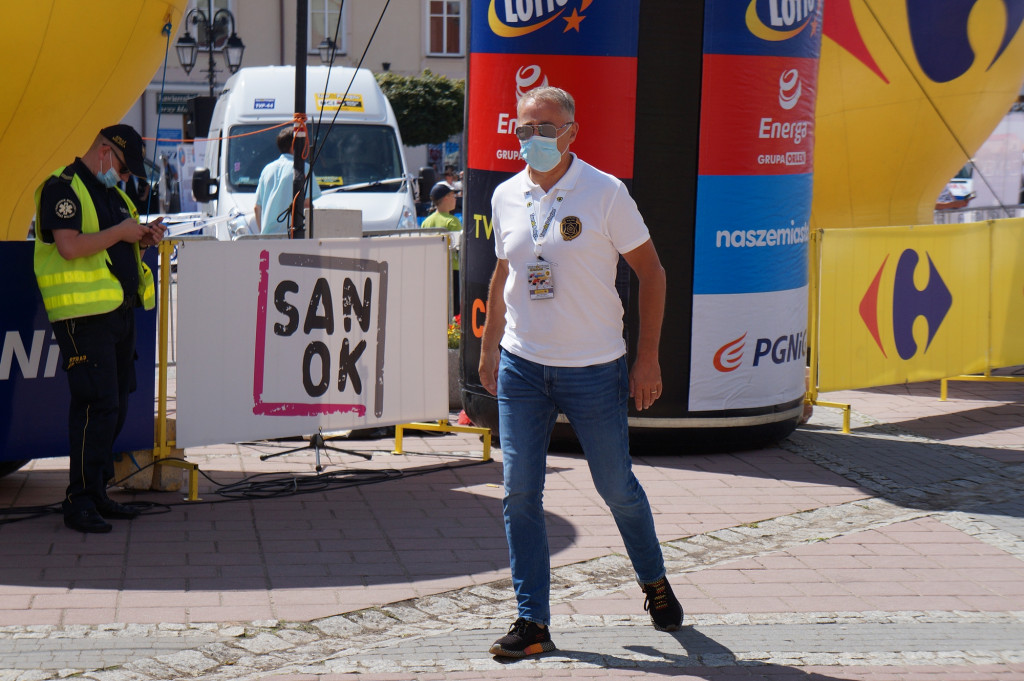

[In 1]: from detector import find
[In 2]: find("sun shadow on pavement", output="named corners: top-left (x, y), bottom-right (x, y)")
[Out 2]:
top-left (0, 456), bottom-right (581, 593)
top-left (515, 626), bottom-right (854, 680)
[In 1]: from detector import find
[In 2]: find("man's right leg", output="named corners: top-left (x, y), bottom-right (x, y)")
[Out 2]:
top-left (53, 316), bottom-right (121, 517)
top-left (496, 350), bottom-right (559, 626)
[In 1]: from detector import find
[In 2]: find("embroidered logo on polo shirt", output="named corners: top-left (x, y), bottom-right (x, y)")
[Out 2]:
top-left (560, 216), bottom-right (582, 241)
top-left (55, 199), bottom-right (76, 219)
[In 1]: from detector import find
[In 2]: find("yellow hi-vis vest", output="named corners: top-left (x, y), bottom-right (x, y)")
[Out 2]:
top-left (33, 167), bottom-right (156, 322)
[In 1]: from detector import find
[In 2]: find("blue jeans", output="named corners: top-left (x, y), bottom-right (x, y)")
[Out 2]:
top-left (497, 350), bottom-right (666, 625)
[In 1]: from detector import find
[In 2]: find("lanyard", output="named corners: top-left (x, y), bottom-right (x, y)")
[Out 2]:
top-left (525, 189), bottom-right (565, 259)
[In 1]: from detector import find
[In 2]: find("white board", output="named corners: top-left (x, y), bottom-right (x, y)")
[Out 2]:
top-left (175, 236), bottom-right (449, 447)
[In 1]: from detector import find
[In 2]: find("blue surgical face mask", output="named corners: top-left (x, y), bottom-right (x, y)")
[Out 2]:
top-left (96, 156), bottom-right (120, 188)
top-left (519, 135), bottom-right (565, 173)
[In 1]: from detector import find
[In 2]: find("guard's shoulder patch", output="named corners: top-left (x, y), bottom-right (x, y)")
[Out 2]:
top-left (55, 197), bottom-right (77, 220)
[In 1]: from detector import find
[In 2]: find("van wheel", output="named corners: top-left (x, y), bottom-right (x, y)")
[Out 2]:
top-left (0, 460), bottom-right (28, 478)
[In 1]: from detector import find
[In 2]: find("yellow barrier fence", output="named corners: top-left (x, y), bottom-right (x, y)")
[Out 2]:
top-left (808, 218), bottom-right (1024, 423)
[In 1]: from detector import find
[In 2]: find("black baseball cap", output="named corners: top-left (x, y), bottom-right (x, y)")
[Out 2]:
top-left (100, 124), bottom-right (146, 178)
top-left (430, 182), bottom-right (454, 203)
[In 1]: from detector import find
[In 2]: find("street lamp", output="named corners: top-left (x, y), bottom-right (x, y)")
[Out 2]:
top-left (176, 1), bottom-right (246, 96)
top-left (318, 37), bottom-right (337, 64)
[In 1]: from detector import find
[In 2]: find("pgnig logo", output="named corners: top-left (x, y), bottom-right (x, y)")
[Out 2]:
top-left (859, 249), bottom-right (953, 360)
top-left (713, 330), bottom-right (805, 372)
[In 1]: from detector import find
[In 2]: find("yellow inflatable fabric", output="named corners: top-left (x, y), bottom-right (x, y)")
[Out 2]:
top-left (813, 0), bottom-right (1024, 229)
top-left (0, 0), bottom-right (187, 241)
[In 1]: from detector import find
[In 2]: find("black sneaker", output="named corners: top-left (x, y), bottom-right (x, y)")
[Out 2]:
top-left (96, 500), bottom-right (141, 520)
top-left (489, 618), bottom-right (556, 658)
top-left (64, 509), bottom-right (113, 534)
top-left (640, 576), bottom-right (683, 631)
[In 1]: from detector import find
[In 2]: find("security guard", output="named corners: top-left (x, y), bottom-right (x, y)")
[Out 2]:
top-left (34, 124), bottom-right (166, 533)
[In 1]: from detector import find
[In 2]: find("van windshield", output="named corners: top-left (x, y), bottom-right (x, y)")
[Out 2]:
top-left (227, 123), bottom-right (404, 193)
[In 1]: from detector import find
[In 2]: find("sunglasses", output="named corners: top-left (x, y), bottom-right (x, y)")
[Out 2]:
top-left (515, 121), bottom-right (573, 141)
top-left (107, 145), bottom-right (129, 175)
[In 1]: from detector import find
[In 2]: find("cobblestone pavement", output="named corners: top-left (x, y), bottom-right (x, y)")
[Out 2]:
top-left (1, 374), bottom-right (1023, 680)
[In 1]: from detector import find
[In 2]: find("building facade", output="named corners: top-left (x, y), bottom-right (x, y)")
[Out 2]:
top-left (125, 0), bottom-right (467, 190)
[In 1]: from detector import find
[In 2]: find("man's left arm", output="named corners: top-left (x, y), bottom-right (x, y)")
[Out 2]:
top-left (621, 239), bottom-right (666, 411)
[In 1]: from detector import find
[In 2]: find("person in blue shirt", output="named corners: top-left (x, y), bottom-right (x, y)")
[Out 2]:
top-left (254, 128), bottom-right (322, 235)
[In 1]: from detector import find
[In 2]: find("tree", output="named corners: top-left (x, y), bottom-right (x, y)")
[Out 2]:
top-left (376, 70), bottom-right (464, 147)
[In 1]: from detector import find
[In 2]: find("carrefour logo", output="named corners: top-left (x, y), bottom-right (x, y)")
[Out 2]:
top-left (745, 0), bottom-right (818, 41)
top-left (713, 330), bottom-right (805, 372)
top-left (907, 0), bottom-right (1024, 82)
top-left (859, 249), bottom-right (953, 360)
top-left (489, 0), bottom-right (592, 37)
top-left (829, 0), bottom-right (1024, 84)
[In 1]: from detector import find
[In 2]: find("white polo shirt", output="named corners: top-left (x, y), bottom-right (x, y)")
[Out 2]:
top-left (491, 155), bottom-right (651, 367)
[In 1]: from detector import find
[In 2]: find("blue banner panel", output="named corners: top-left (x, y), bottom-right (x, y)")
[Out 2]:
top-left (471, 0), bottom-right (640, 57)
top-left (0, 242), bottom-right (157, 463)
top-left (693, 173), bottom-right (811, 295)
top-left (703, 0), bottom-right (822, 58)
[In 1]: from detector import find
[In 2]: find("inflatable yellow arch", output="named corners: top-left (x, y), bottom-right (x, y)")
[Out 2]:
top-left (813, 0), bottom-right (1024, 229)
top-left (0, 0), bottom-right (187, 241)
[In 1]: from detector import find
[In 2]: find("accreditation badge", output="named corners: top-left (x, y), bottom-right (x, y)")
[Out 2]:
top-left (526, 260), bottom-right (555, 300)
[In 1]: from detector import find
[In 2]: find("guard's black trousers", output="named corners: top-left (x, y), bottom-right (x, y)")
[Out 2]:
top-left (51, 305), bottom-right (137, 514)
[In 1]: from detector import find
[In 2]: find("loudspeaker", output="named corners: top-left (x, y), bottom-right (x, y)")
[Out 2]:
top-left (185, 96), bottom-right (217, 139)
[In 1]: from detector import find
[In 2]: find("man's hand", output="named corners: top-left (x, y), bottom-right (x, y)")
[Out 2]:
top-left (140, 217), bottom-right (166, 247)
top-left (479, 348), bottom-right (500, 396)
top-left (629, 355), bottom-right (663, 411)
top-left (115, 219), bottom-right (150, 244)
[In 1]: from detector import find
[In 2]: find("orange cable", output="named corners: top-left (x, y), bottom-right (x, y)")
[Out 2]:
top-left (143, 121), bottom-right (292, 144)
top-left (288, 113), bottom-right (310, 238)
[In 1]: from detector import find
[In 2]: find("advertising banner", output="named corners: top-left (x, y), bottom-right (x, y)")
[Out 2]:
top-left (0, 242), bottom-right (157, 462)
top-left (689, 287), bottom-right (808, 411)
top-left (175, 237), bottom-right (448, 448)
top-left (699, 54), bottom-right (817, 176)
top-left (812, 0), bottom-right (1024, 229)
top-left (693, 173), bottom-right (811, 295)
top-left (689, 0), bottom-right (822, 412)
top-left (816, 222), bottom-right (991, 391)
top-left (990, 218), bottom-right (1024, 368)
top-left (461, 0), bottom-right (641, 430)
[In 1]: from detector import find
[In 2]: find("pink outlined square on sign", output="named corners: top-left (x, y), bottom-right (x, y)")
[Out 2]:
top-left (252, 249), bottom-right (389, 418)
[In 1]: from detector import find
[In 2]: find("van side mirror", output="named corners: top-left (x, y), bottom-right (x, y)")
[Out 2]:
top-left (192, 167), bottom-right (219, 203)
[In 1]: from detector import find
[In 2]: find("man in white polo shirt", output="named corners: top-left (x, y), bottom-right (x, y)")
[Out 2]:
top-left (479, 86), bottom-right (681, 658)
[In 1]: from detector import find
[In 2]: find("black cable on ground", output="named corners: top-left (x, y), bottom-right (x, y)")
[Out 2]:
top-left (0, 454), bottom-right (491, 525)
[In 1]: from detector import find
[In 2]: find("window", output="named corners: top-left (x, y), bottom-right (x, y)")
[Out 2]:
top-left (427, 1), bottom-right (464, 57)
top-left (191, 0), bottom-right (233, 51)
top-left (228, 124), bottom-right (404, 193)
top-left (310, 0), bottom-right (346, 57)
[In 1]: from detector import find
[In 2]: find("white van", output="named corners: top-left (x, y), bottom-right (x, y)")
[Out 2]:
top-left (192, 65), bottom-right (420, 239)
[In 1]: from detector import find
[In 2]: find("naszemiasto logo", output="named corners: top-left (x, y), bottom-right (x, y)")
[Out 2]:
top-left (712, 330), bottom-right (805, 372)
top-left (859, 249), bottom-right (953, 360)
top-left (745, 0), bottom-right (818, 41)
top-left (489, 0), bottom-right (593, 37)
